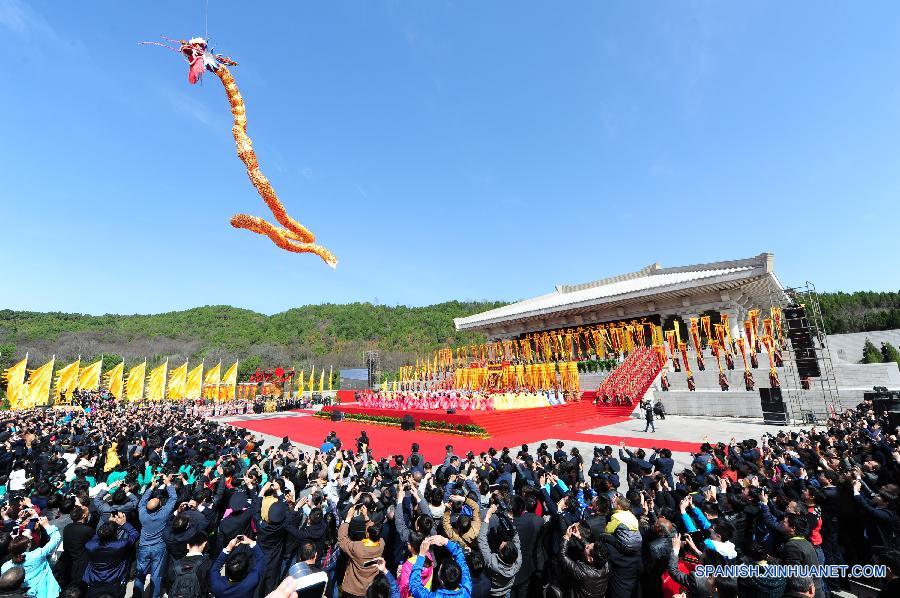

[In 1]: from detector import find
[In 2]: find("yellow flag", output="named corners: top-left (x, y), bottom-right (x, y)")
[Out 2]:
top-left (146, 361), bottom-right (167, 401)
top-left (185, 363), bottom-right (203, 400)
top-left (297, 370), bottom-right (305, 394)
top-left (203, 362), bottom-right (221, 399)
top-left (318, 369), bottom-right (325, 393)
top-left (105, 362), bottom-right (124, 401)
top-left (204, 362), bottom-right (221, 386)
top-left (126, 361), bottom-right (146, 402)
top-left (166, 361), bottom-right (188, 400)
top-left (4, 357), bottom-right (28, 410)
top-left (54, 359), bottom-right (80, 400)
top-left (77, 360), bottom-right (103, 391)
top-left (328, 366), bottom-right (333, 391)
top-left (24, 358), bottom-right (54, 408)
top-left (220, 361), bottom-right (238, 400)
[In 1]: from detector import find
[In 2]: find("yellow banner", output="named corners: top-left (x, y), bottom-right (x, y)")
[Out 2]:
top-left (125, 361), bottom-right (146, 402)
top-left (203, 362), bottom-right (221, 399)
top-left (186, 363), bottom-right (203, 400)
top-left (318, 369), bottom-right (325, 393)
top-left (146, 361), bottom-right (167, 401)
top-left (4, 357), bottom-right (28, 410)
top-left (77, 360), bottom-right (103, 391)
top-left (204, 362), bottom-right (221, 386)
top-left (105, 362), bottom-right (124, 401)
top-left (24, 358), bottom-right (54, 408)
top-left (54, 359), bottom-right (80, 400)
top-left (220, 361), bottom-right (238, 400)
top-left (166, 361), bottom-right (188, 400)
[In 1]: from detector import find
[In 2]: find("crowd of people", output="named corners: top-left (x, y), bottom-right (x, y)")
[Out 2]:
top-left (0, 390), bottom-right (896, 598)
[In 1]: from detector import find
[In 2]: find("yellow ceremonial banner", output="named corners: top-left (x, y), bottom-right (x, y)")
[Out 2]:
top-left (24, 358), bottom-right (54, 408)
top-left (54, 359), bottom-right (80, 400)
top-left (328, 366), bottom-right (333, 391)
top-left (105, 362), bottom-right (124, 401)
top-left (185, 363), bottom-right (203, 400)
top-left (203, 362), bottom-right (221, 399)
top-left (220, 361), bottom-right (238, 400)
top-left (126, 361), bottom-right (146, 402)
top-left (297, 370), bottom-right (305, 394)
top-left (4, 357), bottom-right (28, 410)
top-left (166, 361), bottom-right (188, 400)
top-left (77, 360), bottom-right (103, 391)
top-left (204, 362), bottom-right (221, 386)
top-left (146, 361), bottom-right (167, 401)
top-left (318, 369), bottom-right (325, 393)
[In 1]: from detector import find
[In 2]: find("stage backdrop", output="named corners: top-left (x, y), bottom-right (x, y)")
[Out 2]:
top-left (340, 368), bottom-right (369, 391)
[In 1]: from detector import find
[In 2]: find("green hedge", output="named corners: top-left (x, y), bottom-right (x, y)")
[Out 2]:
top-left (313, 410), bottom-right (487, 437)
top-left (577, 358), bottom-right (619, 373)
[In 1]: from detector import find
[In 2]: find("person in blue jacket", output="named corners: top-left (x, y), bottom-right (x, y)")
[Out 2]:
top-left (209, 536), bottom-right (266, 598)
top-left (409, 535), bottom-right (472, 598)
top-left (1, 516), bottom-right (61, 598)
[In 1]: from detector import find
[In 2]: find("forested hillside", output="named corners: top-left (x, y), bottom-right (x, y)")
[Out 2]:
top-left (817, 291), bottom-right (900, 334)
top-left (0, 291), bottom-right (898, 380)
top-left (0, 302), bottom-right (505, 378)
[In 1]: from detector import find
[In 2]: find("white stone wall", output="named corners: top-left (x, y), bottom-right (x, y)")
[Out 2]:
top-left (827, 329), bottom-right (900, 363)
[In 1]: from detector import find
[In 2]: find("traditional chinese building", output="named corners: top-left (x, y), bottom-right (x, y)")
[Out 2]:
top-left (455, 253), bottom-right (786, 342)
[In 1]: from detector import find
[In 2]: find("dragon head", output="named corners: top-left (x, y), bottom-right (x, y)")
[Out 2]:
top-left (141, 36), bottom-right (238, 85)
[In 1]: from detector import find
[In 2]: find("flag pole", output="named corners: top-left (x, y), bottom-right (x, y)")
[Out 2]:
top-left (47, 355), bottom-right (56, 407)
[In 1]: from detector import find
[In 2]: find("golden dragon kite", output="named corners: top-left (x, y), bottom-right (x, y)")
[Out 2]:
top-left (142, 37), bottom-right (337, 268)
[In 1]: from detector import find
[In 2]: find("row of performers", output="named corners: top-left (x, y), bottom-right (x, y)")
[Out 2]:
top-left (657, 367), bottom-right (809, 393)
top-left (356, 389), bottom-right (579, 411)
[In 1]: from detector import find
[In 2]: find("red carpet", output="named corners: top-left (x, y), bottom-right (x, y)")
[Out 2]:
top-left (322, 399), bottom-right (637, 437)
top-left (231, 405), bottom-right (700, 463)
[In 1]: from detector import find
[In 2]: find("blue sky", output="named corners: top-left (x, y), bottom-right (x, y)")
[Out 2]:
top-left (2, 1), bottom-right (899, 315)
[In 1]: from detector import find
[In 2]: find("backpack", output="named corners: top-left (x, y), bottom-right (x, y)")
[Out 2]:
top-left (169, 558), bottom-right (206, 598)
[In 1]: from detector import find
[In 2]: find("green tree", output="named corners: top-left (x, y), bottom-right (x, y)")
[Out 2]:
top-left (863, 339), bottom-right (883, 363)
top-left (98, 353), bottom-right (124, 373)
top-left (238, 356), bottom-right (261, 381)
top-left (0, 343), bottom-right (17, 371)
top-left (881, 342), bottom-right (900, 368)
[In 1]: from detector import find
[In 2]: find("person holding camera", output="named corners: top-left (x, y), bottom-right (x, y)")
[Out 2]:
top-left (1, 515), bottom-right (61, 598)
top-left (209, 535), bottom-right (264, 598)
top-left (476, 503), bottom-right (521, 597)
top-left (409, 535), bottom-right (472, 598)
top-left (338, 504), bottom-right (385, 598)
top-left (83, 510), bottom-right (139, 595)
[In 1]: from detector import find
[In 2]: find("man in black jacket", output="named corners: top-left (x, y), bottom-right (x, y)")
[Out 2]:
top-left (60, 505), bottom-right (94, 586)
top-left (559, 523), bottom-right (609, 598)
top-left (511, 495), bottom-right (544, 598)
top-left (217, 492), bottom-right (254, 552)
top-left (642, 518), bottom-right (675, 598)
top-left (166, 532), bottom-right (211, 597)
top-left (853, 478), bottom-right (899, 550)
top-left (781, 512), bottom-right (824, 598)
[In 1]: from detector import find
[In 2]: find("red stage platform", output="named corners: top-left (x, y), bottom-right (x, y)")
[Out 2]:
top-left (321, 398), bottom-right (636, 437)
top-left (230, 396), bottom-right (708, 462)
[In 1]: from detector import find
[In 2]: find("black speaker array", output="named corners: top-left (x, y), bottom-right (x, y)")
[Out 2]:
top-left (782, 306), bottom-right (821, 378)
top-left (401, 415), bottom-right (416, 431)
top-left (760, 387), bottom-right (788, 424)
top-left (865, 390), bottom-right (900, 415)
top-left (330, 409), bottom-right (343, 421)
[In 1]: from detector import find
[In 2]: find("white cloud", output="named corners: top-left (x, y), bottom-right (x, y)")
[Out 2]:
top-left (162, 88), bottom-right (214, 128)
top-left (0, 0), bottom-right (31, 34)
